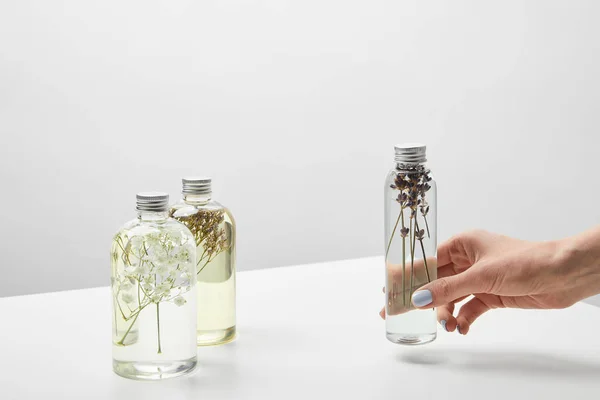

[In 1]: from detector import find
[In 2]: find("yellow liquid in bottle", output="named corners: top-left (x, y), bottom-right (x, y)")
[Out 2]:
top-left (196, 249), bottom-right (236, 345)
top-left (172, 201), bottom-right (236, 346)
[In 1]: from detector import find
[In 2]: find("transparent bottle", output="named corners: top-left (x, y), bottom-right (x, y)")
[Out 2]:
top-left (170, 177), bottom-right (236, 346)
top-left (110, 192), bottom-right (198, 380)
top-left (384, 144), bottom-right (438, 345)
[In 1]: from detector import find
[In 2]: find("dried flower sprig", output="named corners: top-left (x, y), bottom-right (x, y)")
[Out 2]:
top-left (171, 209), bottom-right (230, 276)
top-left (386, 165), bottom-right (432, 307)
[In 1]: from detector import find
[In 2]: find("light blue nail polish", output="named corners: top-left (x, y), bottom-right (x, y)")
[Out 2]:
top-left (440, 320), bottom-right (447, 332)
top-left (412, 290), bottom-right (433, 307)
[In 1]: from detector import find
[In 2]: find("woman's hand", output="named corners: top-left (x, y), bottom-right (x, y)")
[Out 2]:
top-left (382, 227), bottom-right (600, 335)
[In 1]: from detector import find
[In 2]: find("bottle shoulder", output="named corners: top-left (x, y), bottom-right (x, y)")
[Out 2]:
top-left (171, 199), bottom-right (234, 220)
top-left (386, 167), bottom-right (436, 181)
top-left (114, 218), bottom-right (195, 243)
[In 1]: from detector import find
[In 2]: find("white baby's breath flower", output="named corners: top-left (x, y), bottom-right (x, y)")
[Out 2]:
top-left (142, 283), bottom-right (154, 293)
top-left (177, 271), bottom-right (193, 289)
top-left (180, 271), bottom-right (190, 281)
top-left (155, 264), bottom-right (169, 276)
top-left (151, 248), bottom-right (170, 266)
top-left (133, 264), bottom-right (151, 276)
top-left (121, 292), bottom-right (135, 304)
top-left (170, 245), bottom-right (182, 258)
top-left (129, 236), bottom-right (144, 250)
top-left (156, 282), bottom-right (172, 296)
top-left (172, 246), bottom-right (191, 264)
top-left (151, 294), bottom-right (162, 303)
top-left (117, 230), bottom-right (195, 310)
top-left (173, 296), bottom-right (186, 307)
top-left (180, 282), bottom-right (191, 292)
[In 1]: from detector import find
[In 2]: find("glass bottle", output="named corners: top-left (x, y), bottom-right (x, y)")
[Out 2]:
top-left (110, 192), bottom-right (198, 380)
top-left (170, 177), bottom-right (236, 346)
top-left (384, 144), bottom-right (438, 345)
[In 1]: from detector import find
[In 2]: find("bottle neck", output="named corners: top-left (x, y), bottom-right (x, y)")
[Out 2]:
top-left (183, 193), bottom-right (212, 205)
top-left (137, 210), bottom-right (169, 222)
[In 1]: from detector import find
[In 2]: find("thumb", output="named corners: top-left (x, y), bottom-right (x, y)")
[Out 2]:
top-left (411, 270), bottom-right (482, 309)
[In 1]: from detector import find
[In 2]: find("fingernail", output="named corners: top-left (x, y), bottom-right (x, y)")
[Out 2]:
top-left (457, 325), bottom-right (462, 335)
top-left (411, 290), bottom-right (433, 307)
top-left (440, 320), bottom-right (447, 332)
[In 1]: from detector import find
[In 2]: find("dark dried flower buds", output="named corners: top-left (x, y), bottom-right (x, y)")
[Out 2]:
top-left (396, 193), bottom-right (408, 204)
top-left (400, 227), bottom-right (409, 238)
top-left (394, 175), bottom-right (408, 190)
top-left (170, 208), bottom-right (230, 270)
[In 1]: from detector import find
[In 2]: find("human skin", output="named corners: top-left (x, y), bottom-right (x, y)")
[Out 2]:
top-left (380, 227), bottom-right (600, 335)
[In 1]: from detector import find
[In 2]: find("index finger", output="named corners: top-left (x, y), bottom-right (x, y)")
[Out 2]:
top-left (437, 235), bottom-right (459, 268)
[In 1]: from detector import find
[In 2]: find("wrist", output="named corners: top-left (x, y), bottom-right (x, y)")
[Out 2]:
top-left (555, 231), bottom-right (600, 300)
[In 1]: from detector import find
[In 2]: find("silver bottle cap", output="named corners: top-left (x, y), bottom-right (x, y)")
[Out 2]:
top-left (394, 143), bottom-right (427, 164)
top-left (136, 192), bottom-right (169, 212)
top-left (182, 177), bottom-right (212, 195)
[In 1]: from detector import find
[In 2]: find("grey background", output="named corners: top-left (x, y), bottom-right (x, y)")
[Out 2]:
top-left (1, 0), bottom-right (599, 306)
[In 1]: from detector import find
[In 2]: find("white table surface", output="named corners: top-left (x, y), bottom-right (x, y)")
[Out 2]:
top-left (1, 256), bottom-right (600, 399)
